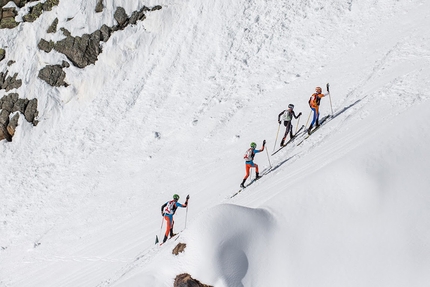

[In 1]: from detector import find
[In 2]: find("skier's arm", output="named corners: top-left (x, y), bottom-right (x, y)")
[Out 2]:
top-left (161, 202), bottom-right (167, 216)
top-left (178, 195), bottom-right (190, 208)
top-left (293, 111), bottom-right (302, 119)
top-left (257, 140), bottom-right (266, 152)
top-left (277, 110), bottom-right (286, 123)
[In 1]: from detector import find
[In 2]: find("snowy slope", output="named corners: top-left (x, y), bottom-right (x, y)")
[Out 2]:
top-left (1, 0), bottom-right (430, 286)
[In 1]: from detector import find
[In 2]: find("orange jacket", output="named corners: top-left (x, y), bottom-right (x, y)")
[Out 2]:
top-left (309, 92), bottom-right (326, 108)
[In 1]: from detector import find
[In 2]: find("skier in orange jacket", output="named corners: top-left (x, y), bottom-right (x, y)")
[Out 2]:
top-left (308, 86), bottom-right (328, 134)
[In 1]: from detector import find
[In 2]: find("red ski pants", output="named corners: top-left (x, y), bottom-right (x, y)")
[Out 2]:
top-left (244, 162), bottom-right (259, 180)
top-left (164, 215), bottom-right (174, 237)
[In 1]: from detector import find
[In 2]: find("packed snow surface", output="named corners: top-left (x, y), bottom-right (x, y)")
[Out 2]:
top-left (1, 0), bottom-right (430, 286)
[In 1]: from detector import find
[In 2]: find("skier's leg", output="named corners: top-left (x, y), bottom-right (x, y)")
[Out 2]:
top-left (241, 164), bottom-right (251, 187)
top-left (315, 106), bottom-right (320, 126)
top-left (244, 164), bottom-right (251, 180)
top-left (163, 215), bottom-right (172, 242)
top-left (170, 220), bottom-right (176, 237)
top-left (280, 128), bottom-right (288, 146)
top-left (285, 121), bottom-right (293, 139)
top-left (254, 163), bottom-right (260, 178)
top-left (308, 108), bottom-right (316, 133)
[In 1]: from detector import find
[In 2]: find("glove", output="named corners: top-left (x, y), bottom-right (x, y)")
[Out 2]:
top-left (161, 211), bottom-right (164, 216)
top-left (298, 112), bottom-right (302, 117)
top-left (278, 120), bottom-right (281, 124)
top-left (262, 140), bottom-right (266, 146)
top-left (186, 194), bottom-right (190, 200)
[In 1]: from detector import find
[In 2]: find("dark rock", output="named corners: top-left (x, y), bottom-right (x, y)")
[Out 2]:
top-left (13, 98), bottom-right (29, 113)
top-left (60, 27), bottom-right (71, 37)
top-left (42, 0), bottom-right (59, 12)
top-left (38, 64), bottom-right (68, 87)
top-left (174, 274), bottom-right (213, 287)
top-left (0, 92), bottom-right (38, 141)
top-left (0, 109), bottom-right (9, 125)
top-left (38, 38), bottom-right (54, 53)
top-left (172, 243), bottom-right (187, 255)
top-left (54, 31), bottom-right (102, 68)
top-left (1, 92), bottom-right (18, 112)
top-left (24, 98), bottom-right (38, 125)
top-left (0, 48), bottom-right (5, 61)
top-left (7, 112), bottom-right (19, 137)
top-left (7, 60), bottom-right (15, 66)
top-left (114, 7), bottom-right (128, 27)
top-left (61, 60), bottom-right (70, 68)
top-left (0, 7), bottom-right (19, 29)
top-left (0, 72), bottom-right (22, 91)
top-left (95, 0), bottom-right (103, 13)
top-left (47, 17), bottom-right (58, 33)
top-left (22, 2), bottom-right (43, 22)
top-left (99, 24), bottom-right (111, 42)
top-left (0, 122), bottom-right (12, 142)
top-left (1, 1), bottom-right (37, 9)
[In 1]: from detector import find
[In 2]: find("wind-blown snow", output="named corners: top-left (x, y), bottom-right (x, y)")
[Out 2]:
top-left (1, 0), bottom-right (430, 286)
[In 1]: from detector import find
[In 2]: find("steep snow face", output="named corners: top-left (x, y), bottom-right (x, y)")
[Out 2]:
top-left (1, 0), bottom-right (430, 286)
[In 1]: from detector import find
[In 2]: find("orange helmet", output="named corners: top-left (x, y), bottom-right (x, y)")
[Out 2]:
top-left (315, 86), bottom-right (322, 93)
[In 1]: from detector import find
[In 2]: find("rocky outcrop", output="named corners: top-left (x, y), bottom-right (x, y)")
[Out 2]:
top-left (0, 48), bottom-right (5, 61)
top-left (37, 38), bottom-right (54, 53)
top-left (0, 3), bottom-right (163, 141)
top-left (172, 243), bottom-right (187, 255)
top-left (47, 17), bottom-right (58, 33)
top-left (174, 274), bottom-right (213, 287)
top-left (37, 5), bottom-right (162, 75)
top-left (53, 28), bottom-right (104, 68)
top-left (22, 0), bottom-right (59, 22)
top-left (0, 71), bottom-right (22, 91)
top-left (0, 0), bottom-right (59, 28)
top-left (95, 0), bottom-right (103, 13)
top-left (0, 7), bottom-right (19, 29)
top-left (38, 61), bottom-right (69, 87)
top-left (1, 1), bottom-right (38, 8)
top-left (0, 93), bottom-right (38, 141)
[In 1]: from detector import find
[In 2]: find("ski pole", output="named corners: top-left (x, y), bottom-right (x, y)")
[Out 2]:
top-left (265, 145), bottom-right (272, 168)
top-left (305, 110), bottom-right (311, 128)
top-left (157, 214), bottom-right (164, 244)
top-left (273, 123), bottom-right (281, 152)
top-left (295, 115), bottom-right (301, 134)
top-left (327, 83), bottom-right (334, 117)
top-left (185, 194), bottom-right (190, 229)
top-left (185, 206), bottom-right (188, 229)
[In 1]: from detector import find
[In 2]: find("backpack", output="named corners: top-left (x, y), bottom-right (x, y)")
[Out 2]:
top-left (164, 200), bottom-right (178, 215)
top-left (309, 93), bottom-right (321, 107)
top-left (243, 148), bottom-right (254, 161)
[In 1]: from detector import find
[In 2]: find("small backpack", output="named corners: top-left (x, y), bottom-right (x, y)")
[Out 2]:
top-left (309, 93), bottom-right (321, 107)
top-left (243, 148), bottom-right (254, 161)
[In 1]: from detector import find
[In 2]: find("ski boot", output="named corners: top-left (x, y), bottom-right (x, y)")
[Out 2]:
top-left (240, 179), bottom-right (246, 188)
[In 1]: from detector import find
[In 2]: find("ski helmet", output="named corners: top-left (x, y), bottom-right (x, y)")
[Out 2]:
top-left (250, 142), bottom-right (257, 148)
top-left (173, 194), bottom-right (180, 200)
top-left (315, 86), bottom-right (322, 93)
top-left (288, 104), bottom-right (294, 109)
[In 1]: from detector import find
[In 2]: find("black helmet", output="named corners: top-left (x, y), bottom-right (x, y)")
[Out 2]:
top-left (288, 104), bottom-right (294, 109)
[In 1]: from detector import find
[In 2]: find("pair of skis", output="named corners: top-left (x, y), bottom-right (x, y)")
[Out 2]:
top-left (231, 167), bottom-right (272, 198)
top-left (271, 125), bottom-right (305, 156)
top-left (296, 114), bottom-right (331, 146)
